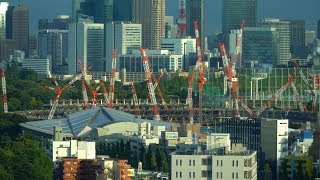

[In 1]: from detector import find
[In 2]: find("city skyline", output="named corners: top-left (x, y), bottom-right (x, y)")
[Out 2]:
top-left (8, 0), bottom-right (320, 35)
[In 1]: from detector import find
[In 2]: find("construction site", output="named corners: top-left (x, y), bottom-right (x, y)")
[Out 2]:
top-left (1, 18), bottom-right (319, 128)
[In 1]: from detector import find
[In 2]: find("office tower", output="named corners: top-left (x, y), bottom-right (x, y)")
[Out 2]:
top-left (68, 23), bottom-right (104, 74)
top-left (0, 2), bottom-right (8, 39)
top-left (28, 35), bottom-right (37, 57)
top-left (132, 0), bottom-right (166, 49)
top-left (38, 15), bottom-right (69, 30)
top-left (72, 0), bottom-right (86, 23)
top-left (318, 19), bottom-right (320, 39)
top-left (186, 0), bottom-right (205, 48)
top-left (105, 21), bottom-right (142, 72)
top-left (229, 30), bottom-right (242, 67)
top-left (165, 16), bottom-right (177, 39)
top-left (222, 0), bottom-right (257, 48)
top-left (38, 29), bottom-right (68, 73)
top-left (94, 0), bottom-right (113, 23)
top-left (258, 19), bottom-right (291, 66)
top-left (305, 31), bottom-right (315, 46)
top-left (289, 20), bottom-right (307, 58)
top-left (113, 0), bottom-right (132, 21)
top-left (242, 27), bottom-right (279, 67)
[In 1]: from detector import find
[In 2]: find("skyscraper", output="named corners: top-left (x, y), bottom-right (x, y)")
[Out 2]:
top-left (258, 19), bottom-right (291, 66)
top-left (72, 0), bottom-right (86, 23)
top-left (6, 5), bottom-right (29, 57)
top-left (186, 0), bottom-right (205, 48)
top-left (132, 0), bottom-right (165, 49)
top-left (113, 0), bottom-right (132, 21)
top-left (222, 0), bottom-right (257, 48)
top-left (289, 20), bottom-right (307, 58)
top-left (0, 2), bottom-right (8, 39)
top-left (68, 23), bottom-right (104, 74)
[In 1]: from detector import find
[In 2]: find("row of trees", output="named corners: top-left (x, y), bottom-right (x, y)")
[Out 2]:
top-left (96, 141), bottom-right (169, 172)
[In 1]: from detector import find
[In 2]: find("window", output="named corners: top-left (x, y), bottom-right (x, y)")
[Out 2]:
top-left (201, 170), bottom-right (208, 177)
top-left (66, 161), bottom-right (70, 164)
top-left (221, 172), bottom-right (223, 179)
top-left (176, 159), bottom-right (178, 166)
top-left (232, 172), bottom-right (234, 179)
top-left (202, 159), bottom-right (208, 165)
top-left (180, 160), bottom-right (182, 166)
top-left (217, 172), bottom-right (219, 179)
top-left (236, 160), bottom-right (238, 167)
top-left (232, 160), bottom-right (234, 167)
top-left (176, 172), bottom-right (178, 178)
top-left (73, 161), bottom-right (77, 165)
top-left (217, 160), bottom-right (219, 166)
top-left (208, 158), bottom-right (212, 165)
top-left (189, 160), bottom-right (191, 166)
top-left (236, 172), bottom-right (238, 179)
top-left (193, 172), bottom-right (195, 178)
top-left (189, 172), bottom-right (191, 178)
top-left (180, 172), bottom-right (182, 178)
top-left (220, 160), bottom-right (223, 166)
top-left (193, 160), bottom-right (195, 166)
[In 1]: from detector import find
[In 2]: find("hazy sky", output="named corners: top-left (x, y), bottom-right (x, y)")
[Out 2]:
top-left (9, 0), bottom-right (320, 35)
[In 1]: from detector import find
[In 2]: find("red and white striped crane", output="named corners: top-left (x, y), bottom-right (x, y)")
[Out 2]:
top-left (1, 68), bottom-right (8, 113)
top-left (47, 73), bottom-right (82, 119)
top-left (177, 0), bottom-right (186, 38)
top-left (130, 81), bottom-right (141, 119)
top-left (140, 48), bottom-right (161, 121)
top-left (108, 49), bottom-right (117, 108)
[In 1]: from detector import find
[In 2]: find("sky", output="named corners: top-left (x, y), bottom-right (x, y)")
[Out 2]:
top-left (9, 0), bottom-right (320, 35)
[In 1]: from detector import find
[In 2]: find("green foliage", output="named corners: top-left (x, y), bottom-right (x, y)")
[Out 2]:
top-left (0, 113), bottom-right (31, 137)
top-left (0, 135), bottom-right (53, 179)
top-left (150, 151), bottom-right (157, 171)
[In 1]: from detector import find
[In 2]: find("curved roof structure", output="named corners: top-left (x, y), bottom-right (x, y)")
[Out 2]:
top-left (19, 107), bottom-right (173, 138)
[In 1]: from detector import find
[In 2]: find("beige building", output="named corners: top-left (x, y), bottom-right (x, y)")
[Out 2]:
top-left (132, 0), bottom-right (165, 49)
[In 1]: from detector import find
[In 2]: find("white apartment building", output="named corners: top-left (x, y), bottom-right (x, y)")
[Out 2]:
top-left (48, 139), bottom-right (96, 164)
top-left (105, 22), bottom-right (142, 72)
top-left (171, 133), bottom-right (257, 180)
top-left (171, 150), bottom-right (257, 180)
top-left (68, 22), bottom-right (104, 74)
top-left (261, 118), bottom-right (288, 174)
top-left (22, 58), bottom-right (51, 78)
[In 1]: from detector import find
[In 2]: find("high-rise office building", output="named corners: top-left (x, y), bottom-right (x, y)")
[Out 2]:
top-left (242, 27), bottom-right (279, 67)
top-left (132, 0), bottom-right (166, 49)
top-left (0, 2), bottom-right (8, 39)
top-left (289, 20), bottom-right (307, 58)
top-left (305, 31), bottom-right (315, 46)
top-left (72, 0), bottom-right (113, 23)
top-left (72, 0), bottom-right (86, 23)
top-left (186, 0), bottom-right (205, 49)
top-left (222, 0), bottom-right (257, 48)
top-left (105, 21), bottom-right (142, 72)
top-left (165, 16), bottom-right (177, 39)
top-left (38, 29), bottom-right (68, 73)
top-left (258, 19), bottom-right (291, 66)
top-left (38, 15), bottom-right (69, 30)
top-left (113, 0), bottom-right (132, 21)
top-left (68, 23), bottom-right (104, 74)
top-left (6, 5), bottom-right (29, 57)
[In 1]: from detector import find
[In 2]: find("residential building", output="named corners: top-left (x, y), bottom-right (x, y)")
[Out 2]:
top-left (0, 2), bottom-right (8, 39)
top-left (105, 21), bottom-right (142, 72)
top-left (38, 29), bottom-right (68, 73)
top-left (119, 50), bottom-right (183, 73)
top-left (261, 118), bottom-right (288, 175)
top-left (222, 0), bottom-right (257, 47)
top-left (6, 5), bottom-right (29, 57)
top-left (258, 19), bottom-right (291, 66)
top-left (171, 137), bottom-right (258, 179)
top-left (22, 58), bottom-right (51, 78)
top-left (160, 38), bottom-right (196, 70)
top-left (242, 27), bottom-right (279, 67)
top-left (186, 0), bottom-right (205, 48)
top-left (305, 31), bottom-right (316, 46)
top-left (132, 0), bottom-right (165, 49)
top-left (206, 133), bottom-right (231, 151)
top-left (49, 139), bottom-right (96, 164)
top-left (68, 22), bottom-right (104, 74)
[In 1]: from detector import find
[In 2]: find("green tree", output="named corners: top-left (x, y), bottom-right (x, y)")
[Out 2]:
top-left (150, 151), bottom-right (157, 171)
top-left (161, 151), bottom-right (169, 172)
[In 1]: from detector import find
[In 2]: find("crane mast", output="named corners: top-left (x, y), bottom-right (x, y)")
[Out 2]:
top-left (99, 81), bottom-right (109, 106)
top-left (140, 48), bottom-right (161, 121)
top-left (1, 68), bottom-right (8, 113)
top-left (177, 0), bottom-right (186, 38)
top-left (81, 79), bottom-right (90, 109)
top-left (130, 81), bottom-right (141, 119)
top-left (108, 49), bottom-right (117, 108)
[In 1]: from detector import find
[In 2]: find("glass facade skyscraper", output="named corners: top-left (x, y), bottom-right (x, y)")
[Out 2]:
top-left (222, 0), bottom-right (257, 48)
top-left (186, 0), bottom-right (205, 49)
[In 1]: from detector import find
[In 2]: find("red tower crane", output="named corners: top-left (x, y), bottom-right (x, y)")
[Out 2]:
top-left (177, 0), bottom-right (187, 38)
top-left (108, 49), bottom-right (117, 108)
top-left (99, 81), bottom-right (109, 106)
top-left (1, 68), bottom-right (8, 113)
top-left (140, 48), bottom-right (161, 121)
top-left (47, 73), bottom-right (82, 119)
top-left (81, 79), bottom-right (90, 109)
top-left (130, 81), bottom-right (141, 119)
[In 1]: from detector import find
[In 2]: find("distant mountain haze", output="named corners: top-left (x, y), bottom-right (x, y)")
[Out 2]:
top-left (9, 0), bottom-right (320, 35)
